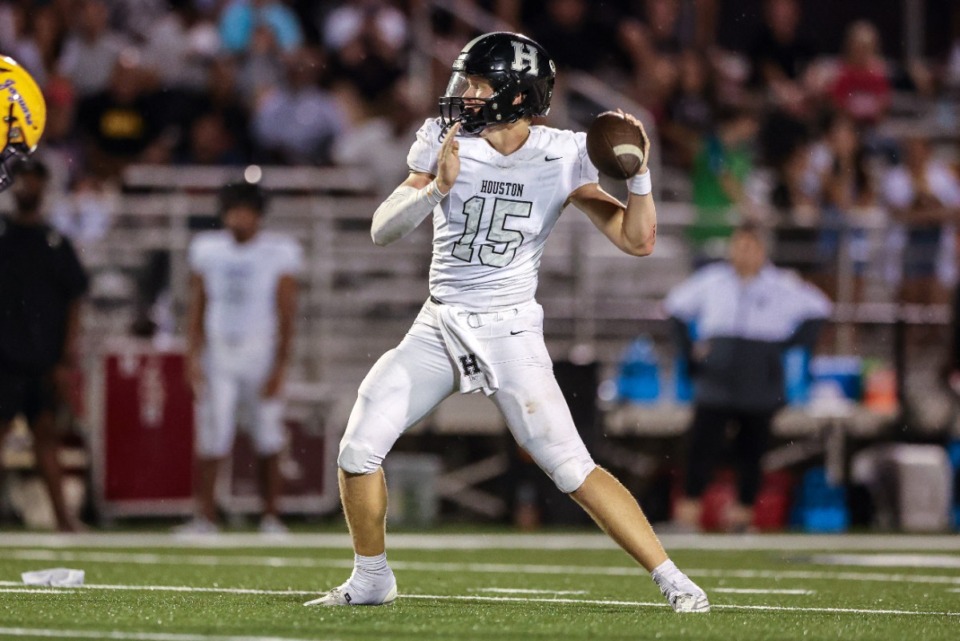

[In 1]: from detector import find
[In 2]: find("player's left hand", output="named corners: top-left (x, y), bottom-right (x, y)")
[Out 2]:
top-left (615, 109), bottom-right (650, 174)
top-left (261, 368), bottom-right (285, 399)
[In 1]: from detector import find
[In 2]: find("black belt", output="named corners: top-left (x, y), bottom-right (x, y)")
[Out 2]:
top-left (429, 295), bottom-right (443, 305)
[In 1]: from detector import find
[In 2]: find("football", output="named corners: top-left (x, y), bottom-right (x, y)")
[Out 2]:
top-left (586, 111), bottom-right (645, 179)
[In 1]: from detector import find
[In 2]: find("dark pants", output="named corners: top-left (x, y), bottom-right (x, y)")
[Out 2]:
top-left (683, 405), bottom-right (774, 506)
top-left (0, 367), bottom-right (59, 424)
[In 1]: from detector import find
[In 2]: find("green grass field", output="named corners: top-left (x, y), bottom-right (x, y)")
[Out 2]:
top-left (0, 531), bottom-right (958, 640)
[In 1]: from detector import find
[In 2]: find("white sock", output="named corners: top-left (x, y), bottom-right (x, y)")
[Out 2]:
top-left (348, 553), bottom-right (393, 594)
top-left (355, 552), bottom-right (389, 574)
top-left (651, 559), bottom-right (679, 580)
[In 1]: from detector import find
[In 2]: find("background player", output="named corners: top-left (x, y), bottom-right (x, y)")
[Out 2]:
top-left (180, 180), bottom-right (302, 535)
top-left (306, 32), bottom-right (709, 613)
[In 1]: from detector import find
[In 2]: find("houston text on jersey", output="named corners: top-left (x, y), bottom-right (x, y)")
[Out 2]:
top-left (479, 180), bottom-right (525, 198)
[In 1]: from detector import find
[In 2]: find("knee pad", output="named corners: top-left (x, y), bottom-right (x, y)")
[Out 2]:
top-left (551, 455), bottom-right (597, 494)
top-left (337, 438), bottom-right (382, 475)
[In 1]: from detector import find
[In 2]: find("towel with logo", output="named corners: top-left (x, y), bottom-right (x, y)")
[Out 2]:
top-left (435, 304), bottom-right (500, 396)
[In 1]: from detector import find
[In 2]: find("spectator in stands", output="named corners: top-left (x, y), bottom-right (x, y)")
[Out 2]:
top-left (618, 0), bottom-right (685, 112)
top-left (529, 0), bottom-right (614, 73)
top-left (322, 0), bottom-right (408, 102)
top-left (664, 222), bottom-right (831, 532)
top-left (178, 112), bottom-right (247, 166)
top-left (141, 0), bottom-right (220, 91)
top-left (110, 0), bottom-right (170, 42)
top-left (3, 0), bottom-right (62, 88)
top-left (0, 158), bottom-right (88, 532)
top-left (180, 181), bottom-right (302, 535)
top-left (75, 54), bottom-right (171, 180)
top-left (829, 21), bottom-right (891, 128)
top-left (251, 46), bottom-right (344, 164)
top-left (747, 0), bottom-right (814, 116)
top-left (662, 49), bottom-right (716, 167)
top-left (688, 106), bottom-right (759, 263)
top-left (35, 76), bottom-right (81, 197)
top-left (219, 0), bottom-right (303, 55)
top-left (235, 21), bottom-right (287, 104)
top-left (190, 57), bottom-right (254, 162)
top-left (57, 0), bottom-right (128, 97)
top-left (333, 79), bottom-right (424, 197)
top-left (807, 112), bottom-right (882, 299)
top-left (883, 136), bottom-right (960, 307)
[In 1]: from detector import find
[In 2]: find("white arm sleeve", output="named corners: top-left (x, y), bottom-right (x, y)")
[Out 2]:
top-left (370, 180), bottom-right (447, 246)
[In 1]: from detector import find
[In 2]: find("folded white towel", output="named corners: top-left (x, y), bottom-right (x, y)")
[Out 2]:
top-left (22, 568), bottom-right (85, 587)
top-left (436, 304), bottom-right (499, 396)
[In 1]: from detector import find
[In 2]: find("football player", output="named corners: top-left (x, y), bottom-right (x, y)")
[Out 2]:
top-left (179, 180), bottom-right (302, 535)
top-left (0, 56), bottom-right (46, 192)
top-left (306, 32), bottom-right (709, 613)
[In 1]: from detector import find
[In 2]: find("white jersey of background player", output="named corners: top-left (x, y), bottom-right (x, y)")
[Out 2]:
top-left (181, 181), bottom-right (301, 536)
top-left (306, 32), bottom-right (710, 613)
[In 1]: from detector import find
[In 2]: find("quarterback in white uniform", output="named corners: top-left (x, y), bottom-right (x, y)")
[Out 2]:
top-left (181, 181), bottom-right (302, 535)
top-left (307, 32), bottom-right (709, 613)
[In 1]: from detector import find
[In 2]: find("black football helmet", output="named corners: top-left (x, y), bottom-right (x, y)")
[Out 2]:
top-left (439, 32), bottom-right (556, 137)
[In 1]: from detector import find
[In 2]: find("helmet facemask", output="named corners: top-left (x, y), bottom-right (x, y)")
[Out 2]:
top-left (439, 70), bottom-right (527, 138)
top-left (0, 104), bottom-right (33, 193)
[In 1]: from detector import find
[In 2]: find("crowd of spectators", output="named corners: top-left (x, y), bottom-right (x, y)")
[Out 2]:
top-left (1, 0), bottom-right (958, 305)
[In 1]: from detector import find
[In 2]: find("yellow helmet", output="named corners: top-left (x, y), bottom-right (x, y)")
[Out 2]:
top-left (0, 56), bottom-right (46, 191)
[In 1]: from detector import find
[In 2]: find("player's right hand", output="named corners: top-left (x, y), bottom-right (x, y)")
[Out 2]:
top-left (436, 121), bottom-right (461, 193)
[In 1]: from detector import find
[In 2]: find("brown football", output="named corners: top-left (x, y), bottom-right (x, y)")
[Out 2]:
top-left (586, 111), bottom-right (645, 179)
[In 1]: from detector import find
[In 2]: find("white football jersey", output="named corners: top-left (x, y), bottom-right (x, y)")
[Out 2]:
top-left (188, 230), bottom-right (303, 342)
top-left (407, 118), bottom-right (599, 311)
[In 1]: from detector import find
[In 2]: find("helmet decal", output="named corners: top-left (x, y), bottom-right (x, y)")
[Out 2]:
top-left (510, 41), bottom-right (539, 75)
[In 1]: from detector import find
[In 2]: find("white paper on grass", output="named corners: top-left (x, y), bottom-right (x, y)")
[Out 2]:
top-left (21, 568), bottom-right (85, 587)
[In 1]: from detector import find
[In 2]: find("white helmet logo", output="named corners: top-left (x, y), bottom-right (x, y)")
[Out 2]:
top-left (511, 41), bottom-right (539, 75)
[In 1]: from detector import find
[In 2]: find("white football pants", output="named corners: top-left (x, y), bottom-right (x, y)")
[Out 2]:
top-left (195, 336), bottom-right (286, 458)
top-left (338, 299), bottom-right (596, 493)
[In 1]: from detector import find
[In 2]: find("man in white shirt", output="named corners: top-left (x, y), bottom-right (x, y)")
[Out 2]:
top-left (664, 224), bottom-right (832, 531)
top-left (180, 181), bottom-right (302, 535)
top-left (305, 32), bottom-right (709, 614)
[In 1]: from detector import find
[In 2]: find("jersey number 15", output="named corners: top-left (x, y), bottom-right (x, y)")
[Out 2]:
top-left (452, 196), bottom-right (533, 268)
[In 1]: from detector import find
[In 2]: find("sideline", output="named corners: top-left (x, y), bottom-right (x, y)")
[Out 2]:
top-left (1, 532), bottom-right (960, 551)
top-left (3, 551), bottom-right (960, 586)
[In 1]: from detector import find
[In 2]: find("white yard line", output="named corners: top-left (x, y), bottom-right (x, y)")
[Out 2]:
top-left (805, 554), bottom-right (960, 569)
top-left (2, 532), bottom-right (960, 551)
top-left (0, 628), bottom-right (332, 641)
top-left (471, 588), bottom-right (589, 595)
top-left (0, 581), bottom-right (315, 597)
top-left (405, 593), bottom-right (959, 616)
top-left (0, 582), bottom-right (954, 618)
top-left (688, 568), bottom-right (960, 586)
top-left (3, 549), bottom-right (960, 587)
top-left (711, 588), bottom-right (815, 595)
top-left (0, 588), bottom-right (76, 594)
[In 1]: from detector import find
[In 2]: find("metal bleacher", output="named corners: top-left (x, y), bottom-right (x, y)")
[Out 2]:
top-left (79, 157), bottom-right (694, 431)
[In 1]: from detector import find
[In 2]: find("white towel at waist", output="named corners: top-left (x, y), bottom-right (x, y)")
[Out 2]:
top-left (435, 303), bottom-right (500, 396)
